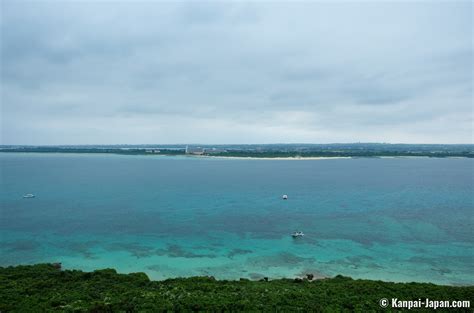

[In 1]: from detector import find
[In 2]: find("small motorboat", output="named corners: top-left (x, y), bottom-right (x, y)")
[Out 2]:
top-left (23, 194), bottom-right (35, 198)
top-left (291, 231), bottom-right (304, 238)
top-left (282, 194), bottom-right (288, 200)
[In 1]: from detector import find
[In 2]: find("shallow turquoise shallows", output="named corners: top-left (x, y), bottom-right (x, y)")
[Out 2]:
top-left (1, 153), bottom-right (473, 285)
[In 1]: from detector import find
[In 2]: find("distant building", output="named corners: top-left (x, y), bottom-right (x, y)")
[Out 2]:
top-left (185, 146), bottom-right (205, 155)
top-left (145, 149), bottom-right (160, 153)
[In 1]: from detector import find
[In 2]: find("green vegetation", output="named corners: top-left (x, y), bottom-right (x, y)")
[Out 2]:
top-left (0, 147), bottom-right (186, 156)
top-left (209, 150), bottom-right (473, 158)
top-left (1, 264), bottom-right (472, 312)
top-left (1, 143), bottom-right (473, 158)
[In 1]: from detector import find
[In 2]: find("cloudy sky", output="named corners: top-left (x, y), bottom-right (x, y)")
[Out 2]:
top-left (1, 1), bottom-right (472, 144)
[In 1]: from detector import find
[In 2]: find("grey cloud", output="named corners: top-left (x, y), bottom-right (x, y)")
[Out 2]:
top-left (1, 1), bottom-right (472, 144)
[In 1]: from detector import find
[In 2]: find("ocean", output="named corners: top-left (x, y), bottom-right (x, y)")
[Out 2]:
top-left (0, 153), bottom-right (473, 285)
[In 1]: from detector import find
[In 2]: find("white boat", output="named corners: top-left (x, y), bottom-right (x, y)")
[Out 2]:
top-left (282, 194), bottom-right (288, 200)
top-left (291, 231), bottom-right (304, 238)
top-left (23, 194), bottom-right (35, 198)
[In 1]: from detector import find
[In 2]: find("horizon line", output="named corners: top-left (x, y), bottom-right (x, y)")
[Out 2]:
top-left (1, 142), bottom-right (474, 146)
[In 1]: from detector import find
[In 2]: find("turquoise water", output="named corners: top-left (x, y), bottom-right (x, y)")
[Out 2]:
top-left (1, 153), bottom-right (473, 285)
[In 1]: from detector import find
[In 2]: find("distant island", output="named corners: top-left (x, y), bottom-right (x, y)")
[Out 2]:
top-left (1, 264), bottom-right (473, 312)
top-left (1, 143), bottom-right (473, 158)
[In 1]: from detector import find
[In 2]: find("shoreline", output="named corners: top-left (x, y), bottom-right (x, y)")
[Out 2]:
top-left (200, 155), bottom-right (353, 160)
top-left (1, 151), bottom-right (472, 160)
top-left (2, 262), bottom-right (470, 286)
top-left (2, 263), bottom-right (471, 286)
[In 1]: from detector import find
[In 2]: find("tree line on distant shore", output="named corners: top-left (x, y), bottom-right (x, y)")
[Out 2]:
top-left (1, 146), bottom-right (473, 158)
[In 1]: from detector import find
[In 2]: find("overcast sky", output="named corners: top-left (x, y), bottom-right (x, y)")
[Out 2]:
top-left (1, 1), bottom-right (472, 144)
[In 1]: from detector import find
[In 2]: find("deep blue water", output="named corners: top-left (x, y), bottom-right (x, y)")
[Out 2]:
top-left (1, 153), bottom-right (473, 284)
